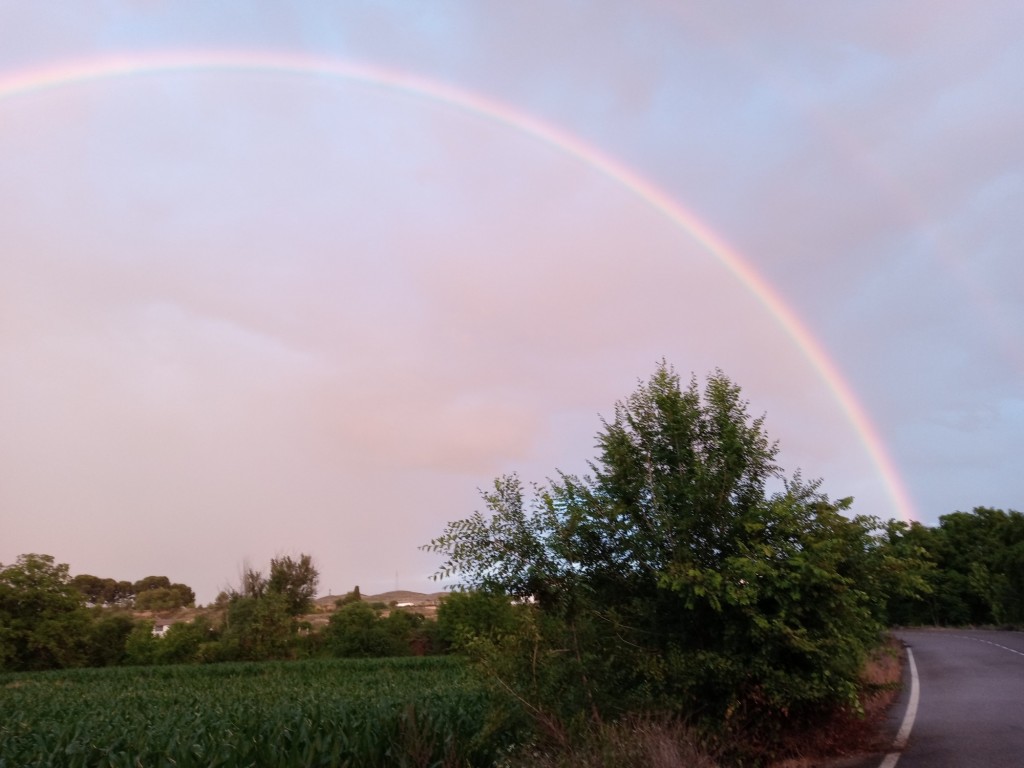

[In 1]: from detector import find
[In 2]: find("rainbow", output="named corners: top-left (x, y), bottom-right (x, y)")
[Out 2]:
top-left (0, 49), bottom-right (917, 523)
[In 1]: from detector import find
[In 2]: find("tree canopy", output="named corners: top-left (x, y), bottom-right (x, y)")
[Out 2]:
top-left (268, 554), bottom-right (320, 616)
top-left (885, 507), bottom-right (1024, 626)
top-left (425, 364), bottom-right (921, 745)
top-left (0, 554), bottom-right (90, 670)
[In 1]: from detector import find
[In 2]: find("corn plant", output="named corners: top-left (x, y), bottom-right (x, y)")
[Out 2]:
top-left (0, 656), bottom-right (522, 767)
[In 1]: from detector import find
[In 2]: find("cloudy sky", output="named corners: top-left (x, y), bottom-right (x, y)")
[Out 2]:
top-left (1, 2), bottom-right (1020, 603)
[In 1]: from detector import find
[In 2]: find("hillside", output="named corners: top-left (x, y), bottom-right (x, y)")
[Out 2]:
top-left (314, 590), bottom-right (447, 608)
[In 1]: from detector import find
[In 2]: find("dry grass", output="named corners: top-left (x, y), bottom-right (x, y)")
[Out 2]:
top-left (768, 635), bottom-right (904, 768)
top-left (502, 636), bottom-right (906, 768)
top-left (511, 716), bottom-right (720, 768)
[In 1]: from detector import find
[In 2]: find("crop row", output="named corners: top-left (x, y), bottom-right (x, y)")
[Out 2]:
top-left (0, 656), bottom-right (521, 767)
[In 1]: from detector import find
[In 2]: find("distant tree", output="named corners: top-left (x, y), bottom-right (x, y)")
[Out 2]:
top-left (71, 574), bottom-right (109, 605)
top-left (890, 507), bottom-right (1024, 626)
top-left (325, 601), bottom-right (397, 658)
top-left (132, 575), bottom-right (171, 594)
top-left (335, 585), bottom-right (362, 608)
top-left (73, 574), bottom-right (143, 608)
top-left (268, 554), bottom-right (319, 615)
top-left (134, 589), bottom-right (170, 612)
top-left (871, 520), bottom-right (938, 626)
top-left (156, 617), bottom-right (217, 665)
top-left (134, 583), bottom-right (195, 611)
top-left (220, 594), bottom-right (294, 661)
top-left (382, 609), bottom-right (432, 655)
top-left (225, 561), bottom-right (268, 601)
top-left (206, 554), bottom-right (320, 660)
top-left (240, 567), bottom-right (268, 599)
top-left (111, 580), bottom-right (135, 606)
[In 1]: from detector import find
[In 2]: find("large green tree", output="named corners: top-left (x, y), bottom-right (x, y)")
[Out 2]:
top-left (219, 593), bottom-right (295, 661)
top-left (214, 553), bottom-right (320, 661)
top-left (0, 554), bottom-right (91, 670)
top-left (426, 364), bottom-right (910, 745)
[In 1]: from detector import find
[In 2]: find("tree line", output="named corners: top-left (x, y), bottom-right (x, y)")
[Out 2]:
top-left (70, 573), bottom-right (196, 611)
top-left (0, 553), bottom-right (446, 671)
top-left (2, 363), bottom-right (1019, 760)
top-left (884, 506), bottom-right (1024, 626)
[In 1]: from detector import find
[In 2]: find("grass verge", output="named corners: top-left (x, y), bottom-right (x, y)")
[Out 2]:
top-left (768, 633), bottom-right (904, 767)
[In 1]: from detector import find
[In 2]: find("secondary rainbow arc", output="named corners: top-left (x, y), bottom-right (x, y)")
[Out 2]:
top-left (0, 49), bottom-right (917, 523)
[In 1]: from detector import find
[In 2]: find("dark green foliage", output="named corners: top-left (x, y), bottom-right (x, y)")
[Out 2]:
top-left (206, 554), bottom-right (320, 662)
top-left (268, 554), bottom-right (320, 615)
top-left (134, 583), bottom-right (196, 611)
top-left (323, 602), bottom-right (430, 658)
top-left (335, 585), bottom-right (362, 607)
top-left (123, 621), bottom-right (160, 666)
top-left (225, 554), bottom-right (318, 611)
top-left (71, 573), bottom-right (194, 610)
top-left (325, 601), bottom-right (394, 657)
top-left (0, 554), bottom-right (91, 671)
top-left (425, 364), bottom-right (908, 750)
top-left (157, 616), bottom-right (217, 664)
top-left (84, 614), bottom-right (135, 667)
top-left (220, 593), bottom-right (296, 661)
top-left (886, 507), bottom-right (1024, 626)
top-left (436, 590), bottom-right (519, 650)
top-left (132, 575), bottom-right (171, 594)
top-left (2, 548), bottom-right (442, 670)
top-left (70, 575), bottom-right (134, 607)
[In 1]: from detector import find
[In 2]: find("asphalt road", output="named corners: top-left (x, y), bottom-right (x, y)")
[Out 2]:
top-left (879, 628), bottom-right (1024, 768)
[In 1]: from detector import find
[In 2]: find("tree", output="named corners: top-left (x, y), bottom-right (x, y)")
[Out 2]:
top-left (220, 593), bottom-right (294, 661)
top-left (70, 574), bottom-right (109, 605)
top-left (889, 507), bottom-right (1024, 626)
top-left (425, 364), bottom-right (904, 748)
top-left (124, 620), bottom-right (160, 666)
top-left (84, 613), bottom-right (135, 667)
top-left (134, 583), bottom-right (195, 611)
top-left (71, 575), bottom-right (135, 607)
top-left (324, 601), bottom-right (395, 658)
top-left (210, 554), bottom-right (319, 661)
top-left (132, 575), bottom-right (171, 594)
top-left (436, 590), bottom-right (519, 651)
top-left (267, 554), bottom-right (319, 615)
top-left (237, 564), bottom-right (268, 600)
top-left (155, 617), bottom-right (217, 664)
top-left (0, 554), bottom-right (91, 670)
top-left (226, 554), bottom-right (318, 612)
top-left (335, 585), bottom-right (362, 607)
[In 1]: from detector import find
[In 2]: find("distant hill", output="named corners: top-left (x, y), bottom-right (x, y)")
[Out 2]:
top-left (314, 590), bottom-right (447, 607)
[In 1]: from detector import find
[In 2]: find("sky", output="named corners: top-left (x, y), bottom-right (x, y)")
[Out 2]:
top-left (1, 2), bottom-right (1021, 604)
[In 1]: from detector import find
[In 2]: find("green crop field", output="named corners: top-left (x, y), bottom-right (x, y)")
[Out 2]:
top-left (0, 656), bottom-right (520, 767)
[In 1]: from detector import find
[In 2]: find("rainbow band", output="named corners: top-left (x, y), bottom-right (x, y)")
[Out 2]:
top-left (0, 49), bottom-right (917, 523)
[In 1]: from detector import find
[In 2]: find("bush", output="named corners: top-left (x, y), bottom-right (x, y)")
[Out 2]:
top-left (425, 364), bottom-right (904, 754)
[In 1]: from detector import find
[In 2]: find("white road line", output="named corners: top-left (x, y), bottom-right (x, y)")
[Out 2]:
top-left (965, 636), bottom-right (1024, 657)
top-left (878, 647), bottom-right (919, 768)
